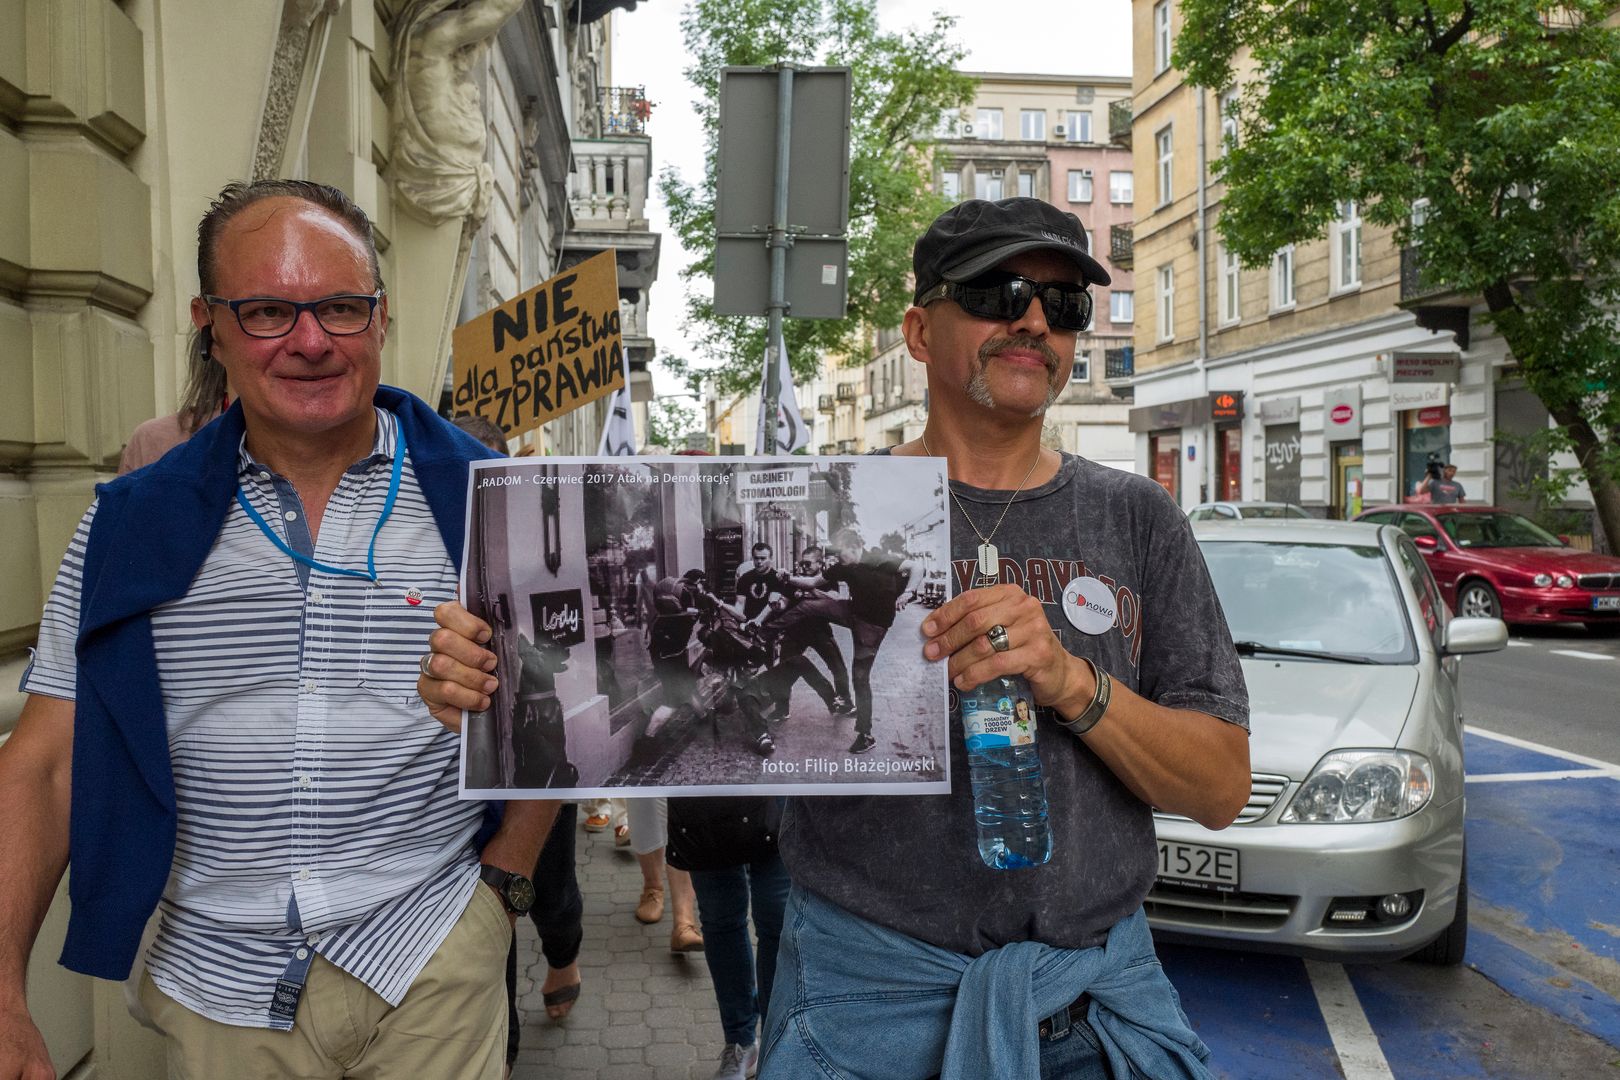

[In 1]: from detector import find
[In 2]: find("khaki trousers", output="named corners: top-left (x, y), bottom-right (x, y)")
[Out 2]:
top-left (138, 884), bottom-right (511, 1080)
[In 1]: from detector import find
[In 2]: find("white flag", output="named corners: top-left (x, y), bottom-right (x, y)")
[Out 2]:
top-left (754, 328), bottom-right (809, 455)
top-left (597, 347), bottom-right (636, 456)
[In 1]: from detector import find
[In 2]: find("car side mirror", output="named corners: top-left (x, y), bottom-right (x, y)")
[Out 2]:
top-left (1413, 535), bottom-right (1439, 550)
top-left (1442, 617), bottom-right (1508, 656)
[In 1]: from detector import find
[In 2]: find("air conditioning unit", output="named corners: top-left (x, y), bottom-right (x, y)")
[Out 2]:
top-left (960, 123), bottom-right (976, 138)
top-left (1053, 124), bottom-right (1067, 139)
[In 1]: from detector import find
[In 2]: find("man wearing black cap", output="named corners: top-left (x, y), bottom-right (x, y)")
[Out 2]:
top-left (415, 198), bottom-right (1251, 1077)
top-left (759, 198), bottom-right (1253, 1079)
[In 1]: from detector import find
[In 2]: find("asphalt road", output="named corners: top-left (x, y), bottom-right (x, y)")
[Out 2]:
top-left (1152, 622), bottom-right (1620, 1079)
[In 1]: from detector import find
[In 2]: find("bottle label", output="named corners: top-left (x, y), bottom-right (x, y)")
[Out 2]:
top-left (962, 692), bottom-right (1037, 752)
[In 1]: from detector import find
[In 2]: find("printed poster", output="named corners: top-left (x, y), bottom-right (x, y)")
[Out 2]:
top-left (458, 455), bottom-right (952, 798)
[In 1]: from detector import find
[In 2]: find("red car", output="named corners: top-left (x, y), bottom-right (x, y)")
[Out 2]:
top-left (1355, 505), bottom-right (1620, 629)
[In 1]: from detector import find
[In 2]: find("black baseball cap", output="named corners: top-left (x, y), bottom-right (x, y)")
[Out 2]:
top-left (912, 197), bottom-right (1111, 303)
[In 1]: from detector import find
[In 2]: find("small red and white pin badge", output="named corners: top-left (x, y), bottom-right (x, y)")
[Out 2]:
top-left (404, 587), bottom-right (424, 607)
top-left (1062, 576), bottom-right (1118, 635)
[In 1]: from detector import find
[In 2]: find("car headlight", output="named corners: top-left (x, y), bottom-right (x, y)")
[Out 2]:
top-left (1281, 750), bottom-right (1434, 823)
top-left (1534, 573), bottom-right (1552, 586)
top-left (1557, 574), bottom-right (1573, 588)
top-left (1534, 572), bottom-right (1575, 588)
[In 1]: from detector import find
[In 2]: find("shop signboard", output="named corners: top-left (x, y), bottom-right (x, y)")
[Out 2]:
top-left (1390, 383), bottom-right (1449, 411)
top-left (1258, 396), bottom-right (1300, 426)
top-left (1323, 385), bottom-right (1363, 441)
top-left (1391, 351), bottom-right (1460, 384)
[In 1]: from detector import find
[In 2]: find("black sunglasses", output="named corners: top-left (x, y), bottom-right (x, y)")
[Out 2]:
top-left (917, 271), bottom-right (1093, 332)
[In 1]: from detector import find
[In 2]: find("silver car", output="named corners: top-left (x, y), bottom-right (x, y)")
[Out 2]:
top-left (1187, 500), bottom-right (1311, 522)
top-left (1148, 520), bottom-right (1507, 963)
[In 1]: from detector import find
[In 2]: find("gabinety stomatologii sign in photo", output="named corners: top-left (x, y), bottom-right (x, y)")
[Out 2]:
top-left (457, 455), bottom-right (952, 799)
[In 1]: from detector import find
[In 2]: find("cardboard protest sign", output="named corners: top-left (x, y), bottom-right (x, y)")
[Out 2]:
top-left (450, 250), bottom-right (625, 440)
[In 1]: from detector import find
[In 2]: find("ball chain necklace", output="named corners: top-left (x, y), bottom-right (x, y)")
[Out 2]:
top-left (921, 433), bottom-right (1043, 583)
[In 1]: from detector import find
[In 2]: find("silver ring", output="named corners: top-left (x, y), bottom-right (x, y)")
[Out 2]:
top-left (418, 653), bottom-right (435, 678)
top-left (987, 624), bottom-right (1011, 653)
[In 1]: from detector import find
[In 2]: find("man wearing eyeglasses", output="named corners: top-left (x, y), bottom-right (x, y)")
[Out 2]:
top-left (759, 198), bottom-right (1253, 1079)
top-left (0, 179), bottom-right (552, 1080)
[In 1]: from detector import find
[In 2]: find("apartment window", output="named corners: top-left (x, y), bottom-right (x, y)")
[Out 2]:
top-left (1157, 265), bottom-right (1175, 341)
top-left (1154, 0), bottom-right (1172, 75)
top-left (1155, 126), bottom-right (1173, 206)
top-left (1218, 245), bottom-right (1241, 324)
top-left (976, 107), bottom-right (1003, 140)
top-left (1017, 171), bottom-right (1034, 198)
top-left (1110, 289), bottom-right (1134, 324)
top-left (1333, 199), bottom-right (1362, 291)
top-left (1065, 110), bottom-right (1092, 142)
top-left (1020, 109), bottom-right (1046, 141)
top-left (975, 168), bottom-right (1004, 201)
top-left (1271, 245), bottom-right (1295, 309)
top-left (1067, 169), bottom-right (1093, 203)
top-left (1219, 90), bottom-right (1238, 151)
top-left (1109, 170), bottom-right (1133, 204)
top-left (1073, 351), bottom-right (1091, 383)
top-left (1410, 196), bottom-right (1431, 241)
top-left (940, 170), bottom-right (960, 201)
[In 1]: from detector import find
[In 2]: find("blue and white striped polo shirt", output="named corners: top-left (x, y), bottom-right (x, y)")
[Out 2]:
top-left (24, 408), bottom-right (483, 1029)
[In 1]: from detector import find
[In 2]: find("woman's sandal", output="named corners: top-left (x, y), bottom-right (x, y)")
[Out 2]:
top-left (543, 979), bottom-right (581, 1020)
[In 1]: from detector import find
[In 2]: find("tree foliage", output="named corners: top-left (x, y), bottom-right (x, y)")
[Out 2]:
top-left (1176, 0), bottom-right (1620, 548)
top-left (659, 0), bottom-right (975, 399)
top-left (643, 396), bottom-right (701, 450)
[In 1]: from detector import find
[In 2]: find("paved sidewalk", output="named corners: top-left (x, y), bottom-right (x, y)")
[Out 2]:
top-left (509, 821), bottom-right (729, 1080)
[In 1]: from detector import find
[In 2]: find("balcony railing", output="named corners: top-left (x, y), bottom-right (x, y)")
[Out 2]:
top-left (836, 383), bottom-right (858, 401)
top-left (1105, 346), bottom-right (1134, 382)
top-left (1400, 246), bottom-right (1447, 303)
top-left (1110, 223), bottom-right (1133, 270)
top-left (1108, 99), bottom-right (1133, 146)
top-left (837, 438), bottom-right (859, 453)
top-left (598, 86), bottom-right (652, 137)
top-left (819, 442), bottom-right (837, 456)
top-left (817, 393), bottom-right (835, 412)
top-left (570, 139), bottom-right (651, 224)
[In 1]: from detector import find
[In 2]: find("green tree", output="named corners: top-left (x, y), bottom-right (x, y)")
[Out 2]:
top-left (659, 0), bottom-right (975, 400)
top-left (1176, 0), bottom-right (1620, 549)
top-left (643, 396), bottom-right (701, 450)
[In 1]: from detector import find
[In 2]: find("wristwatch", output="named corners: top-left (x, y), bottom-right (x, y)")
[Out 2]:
top-left (1056, 656), bottom-right (1112, 737)
top-left (479, 864), bottom-right (536, 916)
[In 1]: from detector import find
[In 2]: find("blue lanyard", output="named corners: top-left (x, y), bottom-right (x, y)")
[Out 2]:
top-left (234, 424), bottom-right (406, 585)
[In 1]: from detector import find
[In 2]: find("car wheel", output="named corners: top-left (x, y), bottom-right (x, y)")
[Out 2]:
top-left (1411, 852), bottom-right (1467, 966)
top-left (1456, 580), bottom-right (1500, 620)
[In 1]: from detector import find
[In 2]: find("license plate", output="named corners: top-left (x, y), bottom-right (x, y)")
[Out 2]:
top-left (1592, 596), bottom-right (1620, 612)
top-left (1157, 841), bottom-right (1240, 892)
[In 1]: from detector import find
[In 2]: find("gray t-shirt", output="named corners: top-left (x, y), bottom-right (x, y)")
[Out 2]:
top-left (1430, 478), bottom-right (1465, 504)
top-left (780, 453), bottom-right (1249, 954)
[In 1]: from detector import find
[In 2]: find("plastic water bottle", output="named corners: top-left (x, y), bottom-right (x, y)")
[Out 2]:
top-left (961, 674), bottom-right (1053, 869)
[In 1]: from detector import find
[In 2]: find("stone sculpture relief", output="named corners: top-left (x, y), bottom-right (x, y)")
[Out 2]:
top-left (389, 0), bottom-right (526, 225)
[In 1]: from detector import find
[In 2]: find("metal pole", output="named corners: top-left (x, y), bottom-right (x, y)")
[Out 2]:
top-left (763, 64), bottom-right (795, 456)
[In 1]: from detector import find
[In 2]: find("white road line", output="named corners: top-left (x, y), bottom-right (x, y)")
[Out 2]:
top-left (1467, 725), bottom-right (1620, 772)
top-left (1304, 961), bottom-right (1396, 1080)
top-left (1549, 648), bottom-right (1614, 661)
top-left (1466, 769), bottom-right (1617, 783)
top-left (1506, 639), bottom-right (1533, 647)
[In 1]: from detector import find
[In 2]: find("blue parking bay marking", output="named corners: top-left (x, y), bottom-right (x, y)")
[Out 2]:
top-left (1158, 945), bottom-right (1348, 1079)
top-left (1465, 768), bottom-right (1620, 1050)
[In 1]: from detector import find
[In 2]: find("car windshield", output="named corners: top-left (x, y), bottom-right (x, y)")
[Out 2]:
top-left (1242, 505), bottom-right (1308, 519)
top-left (1437, 511), bottom-right (1563, 548)
top-left (1199, 541), bottom-right (1416, 664)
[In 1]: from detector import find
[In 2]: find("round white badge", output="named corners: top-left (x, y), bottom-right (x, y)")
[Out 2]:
top-left (1062, 576), bottom-right (1118, 635)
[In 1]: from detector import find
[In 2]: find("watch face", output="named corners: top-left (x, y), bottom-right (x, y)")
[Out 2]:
top-left (506, 875), bottom-right (537, 914)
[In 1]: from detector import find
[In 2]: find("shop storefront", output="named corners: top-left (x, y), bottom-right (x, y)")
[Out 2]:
top-left (1391, 383), bottom-right (1453, 500)
top-left (1212, 392), bottom-right (1245, 501)
top-left (1129, 392), bottom-right (1246, 506)
top-left (1149, 431), bottom-right (1181, 499)
top-left (1323, 385), bottom-right (1363, 519)
top-left (1259, 396), bottom-right (1302, 506)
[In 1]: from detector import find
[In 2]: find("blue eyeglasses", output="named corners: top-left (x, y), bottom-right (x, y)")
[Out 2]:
top-left (203, 292), bottom-right (383, 338)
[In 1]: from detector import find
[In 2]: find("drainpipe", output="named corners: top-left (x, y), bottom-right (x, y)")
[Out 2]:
top-left (1195, 86), bottom-right (1211, 502)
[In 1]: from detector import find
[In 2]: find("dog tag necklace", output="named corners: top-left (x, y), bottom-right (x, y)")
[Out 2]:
top-left (921, 434), bottom-right (1042, 584)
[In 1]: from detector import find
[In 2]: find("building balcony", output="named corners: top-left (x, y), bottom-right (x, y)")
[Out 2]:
top-left (836, 382), bottom-right (858, 402)
top-left (1104, 346), bottom-right (1134, 382)
top-left (818, 393), bottom-right (836, 413)
top-left (1397, 246), bottom-right (1474, 350)
top-left (837, 438), bottom-right (859, 454)
top-left (1109, 98), bottom-right (1133, 147)
top-left (1110, 224), bottom-right (1133, 271)
top-left (569, 136), bottom-right (651, 228)
top-left (599, 86), bottom-right (651, 137)
top-left (819, 442), bottom-right (838, 456)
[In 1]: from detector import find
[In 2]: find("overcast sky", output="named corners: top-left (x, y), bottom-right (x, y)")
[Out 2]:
top-left (610, 1), bottom-right (1133, 392)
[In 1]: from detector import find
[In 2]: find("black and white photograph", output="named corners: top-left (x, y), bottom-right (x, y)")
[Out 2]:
top-left (458, 455), bottom-right (952, 798)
